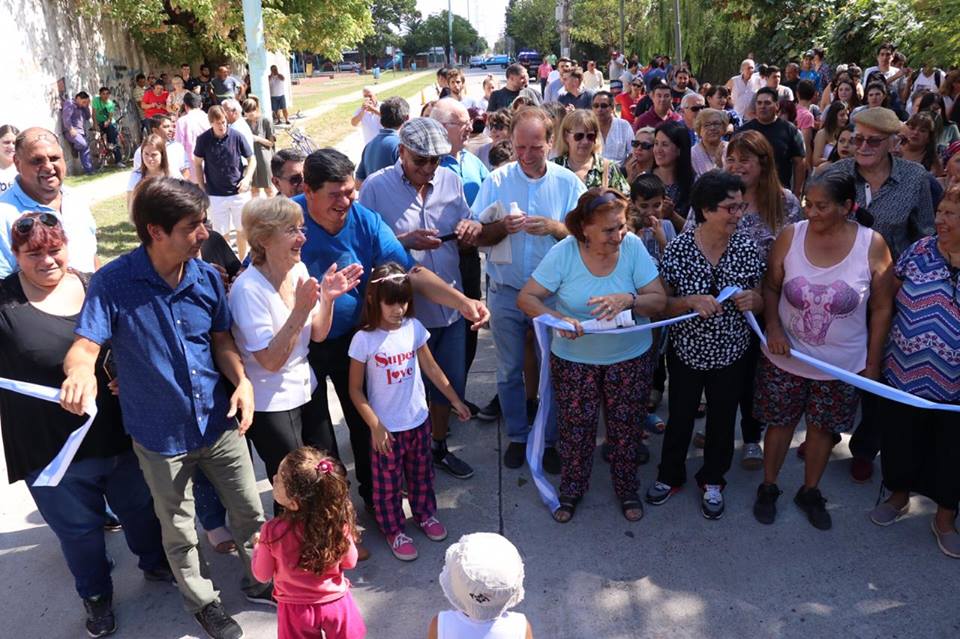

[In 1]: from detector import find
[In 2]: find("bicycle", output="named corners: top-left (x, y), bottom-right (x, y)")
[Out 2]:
top-left (283, 126), bottom-right (317, 155)
top-left (92, 105), bottom-right (135, 169)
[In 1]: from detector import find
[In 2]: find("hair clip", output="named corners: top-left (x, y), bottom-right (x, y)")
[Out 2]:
top-left (369, 272), bottom-right (408, 284)
top-left (316, 460), bottom-right (334, 475)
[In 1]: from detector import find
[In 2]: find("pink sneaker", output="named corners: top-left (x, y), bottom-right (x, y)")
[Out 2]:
top-left (387, 532), bottom-right (418, 561)
top-left (418, 516), bottom-right (448, 541)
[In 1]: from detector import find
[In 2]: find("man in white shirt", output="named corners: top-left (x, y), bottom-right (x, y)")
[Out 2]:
top-left (583, 61), bottom-right (604, 91)
top-left (174, 92), bottom-right (210, 182)
top-left (351, 88), bottom-right (381, 144)
top-left (862, 42), bottom-right (900, 89)
top-left (765, 65), bottom-right (794, 102)
top-left (268, 65), bottom-right (290, 125)
top-left (221, 99), bottom-right (255, 153)
top-left (0, 128), bottom-right (98, 277)
top-left (133, 114), bottom-right (190, 178)
top-left (727, 58), bottom-right (762, 121)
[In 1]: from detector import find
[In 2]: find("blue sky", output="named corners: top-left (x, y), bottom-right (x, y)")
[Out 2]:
top-left (415, 0), bottom-right (506, 49)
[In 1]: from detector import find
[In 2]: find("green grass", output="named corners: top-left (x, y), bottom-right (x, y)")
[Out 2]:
top-left (291, 71), bottom-right (416, 113)
top-left (91, 193), bottom-right (137, 262)
top-left (295, 73), bottom-right (438, 149)
top-left (63, 165), bottom-right (127, 188)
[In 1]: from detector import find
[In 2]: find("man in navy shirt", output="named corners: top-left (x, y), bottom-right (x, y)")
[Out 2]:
top-left (293, 148), bottom-right (489, 507)
top-left (62, 178), bottom-right (270, 639)
top-left (355, 96), bottom-right (409, 184)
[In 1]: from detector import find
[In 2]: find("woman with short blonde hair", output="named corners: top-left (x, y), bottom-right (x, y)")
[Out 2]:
top-left (553, 109), bottom-right (629, 192)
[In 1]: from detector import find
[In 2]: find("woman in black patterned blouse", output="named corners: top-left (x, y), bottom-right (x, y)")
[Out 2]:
top-left (645, 170), bottom-right (765, 521)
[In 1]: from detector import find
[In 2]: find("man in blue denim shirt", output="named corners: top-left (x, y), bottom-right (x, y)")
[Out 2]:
top-left (61, 178), bottom-right (270, 639)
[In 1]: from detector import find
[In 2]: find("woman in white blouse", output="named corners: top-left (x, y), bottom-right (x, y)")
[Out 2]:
top-left (229, 197), bottom-right (362, 513)
top-left (690, 108), bottom-right (729, 178)
top-left (593, 91), bottom-right (634, 163)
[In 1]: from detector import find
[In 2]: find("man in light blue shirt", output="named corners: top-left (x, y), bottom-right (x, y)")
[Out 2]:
top-left (470, 107), bottom-right (586, 471)
top-left (356, 96), bottom-right (409, 183)
top-left (359, 118), bottom-right (482, 480)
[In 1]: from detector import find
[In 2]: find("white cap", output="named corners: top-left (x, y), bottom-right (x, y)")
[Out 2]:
top-left (439, 533), bottom-right (525, 622)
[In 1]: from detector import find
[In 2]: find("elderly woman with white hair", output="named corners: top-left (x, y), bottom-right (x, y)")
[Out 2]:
top-left (230, 197), bottom-right (363, 513)
top-left (691, 108), bottom-right (730, 178)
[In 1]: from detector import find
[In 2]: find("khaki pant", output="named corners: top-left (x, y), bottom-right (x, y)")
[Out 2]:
top-left (133, 429), bottom-right (269, 612)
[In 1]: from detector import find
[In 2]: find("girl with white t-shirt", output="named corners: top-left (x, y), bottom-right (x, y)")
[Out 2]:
top-left (0, 124), bottom-right (20, 194)
top-left (126, 134), bottom-right (168, 216)
top-left (348, 263), bottom-right (471, 562)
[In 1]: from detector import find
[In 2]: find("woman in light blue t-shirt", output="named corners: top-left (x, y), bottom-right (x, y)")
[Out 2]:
top-left (518, 188), bottom-right (666, 524)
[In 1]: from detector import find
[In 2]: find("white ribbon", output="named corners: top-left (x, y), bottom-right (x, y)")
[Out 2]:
top-left (527, 286), bottom-right (960, 514)
top-left (0, 377), bottom-right (98, 487)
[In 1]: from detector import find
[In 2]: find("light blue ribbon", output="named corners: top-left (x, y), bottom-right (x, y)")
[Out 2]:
top-left (0, 377), bottom-right (98, 487)
top-left (527, 287), bottom-right (960, 514)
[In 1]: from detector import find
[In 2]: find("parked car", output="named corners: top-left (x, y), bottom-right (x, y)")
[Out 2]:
top-left (481, 54), bottom-right (513, 69)
top-left (516, 50), bottom-right (542, 77)
top-left (336, 61), bottom-right (361, 72)
top-left (469, 56), bottom-right (486, 68)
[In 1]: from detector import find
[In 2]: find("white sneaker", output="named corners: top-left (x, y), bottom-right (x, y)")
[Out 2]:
top-left (702, 484), bottom-right (725, 520)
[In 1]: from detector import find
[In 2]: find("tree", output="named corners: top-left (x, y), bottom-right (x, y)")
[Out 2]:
top-left (360, 0), bottom-right (420, 66)
top-left (79, 0), bottom-right (374, 64)
top-left (504, 0), bottom-right (557, 56)
top-left (401, 11), bottom-right (486, 59)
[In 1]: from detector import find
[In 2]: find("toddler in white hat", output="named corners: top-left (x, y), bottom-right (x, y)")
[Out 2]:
top-left (428, 533), bottom-right (533, 639)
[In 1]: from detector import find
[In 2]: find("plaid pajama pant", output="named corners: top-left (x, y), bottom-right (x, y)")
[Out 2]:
top-left (371, 421), bottom-right (437, 537)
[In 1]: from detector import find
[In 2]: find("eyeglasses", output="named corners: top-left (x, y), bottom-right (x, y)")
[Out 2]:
top-left (688, 105), bottom-right (705, 112)
top-left (714, 202), bottom-right (749, 215)
top-left (851, 134), bottom-right (890, 148)
top-left (572, 132), bottom-right (598, 142)
top-left (409, 154), bottom-right (441, 167)
top-left (592, 103), bottom-right (612, 110)
top-left (490, 123), bottom-right (508, 131)
top-left (703, 121), bottom-right (725, 129)
top-left (14, 213), bottom-right (60, 235)
top-left (631, 140), bottom-right (654, 149)
top-left (281, 173), bottom-right (304, 186)
top-left (632, 83), bottom-right (644, 88)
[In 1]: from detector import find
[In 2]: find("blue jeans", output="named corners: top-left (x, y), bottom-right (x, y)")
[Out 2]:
top-left (488, 283), bottom-right (557, 444)
top-left (26, 451), bottom-right (167, 600)
top-left (67, 133), bottom-right (94, 173)
top-left (98, 121), bottom-right (122, 164)
top-left (423, 318), bottom-right (466, 406)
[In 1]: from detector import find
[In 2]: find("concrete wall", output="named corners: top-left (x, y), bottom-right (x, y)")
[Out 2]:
top-left (1, 0), bottom-right (152, 136)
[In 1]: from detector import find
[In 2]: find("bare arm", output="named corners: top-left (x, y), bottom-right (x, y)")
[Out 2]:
top-left (192, 156), bottom-right (206, 189)
top-left (762, 227), bottom-right (792, 355)
top-left (311, 263), bottom-right (363, 342)
top-left (238, 155), bottom-right (257, 191)
top-left (417, 343), bottom-right (468, 414)
top-left (864, 232), bottom-right (894, 379)
top-left (60, 337), bottom-right (103, 414)
top-left (812, 129), bottom-right (829, 167)
top-left (349, 357), bottom-right (394, 455)
top-left (250, 281), bottom-right (317, 373)
top-left (802, 127), bottom-right (814, 171)
top-left (791, 156), bottom-right (806, 197)
top-left (408, 266), bottom-right (490, 330)
top-left (211, 330), bottom-right (255, 434)
top-left (517, 278), bottom-right (583, 340)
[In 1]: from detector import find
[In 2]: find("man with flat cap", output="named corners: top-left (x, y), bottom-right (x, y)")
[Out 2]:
top-left (359, 117), bottom-right (483, 479)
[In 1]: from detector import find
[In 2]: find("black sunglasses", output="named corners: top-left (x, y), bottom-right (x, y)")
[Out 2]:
top-left (281, 173), bottom-right (304, 186)
top-left (689, 105), bottom-right (705, 112)
top-left (410, 154), bottom-right (441, 167)
top-left (14, 213), bottom-right (59, 235)
top-left (631, 140), bottom-right (654, 149)
top-left (572, 132), bottom-right (598, 142)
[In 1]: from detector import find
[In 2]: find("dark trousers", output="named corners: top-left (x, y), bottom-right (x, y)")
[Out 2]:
top-left (540, 78), bottom-right (548, 95)
top-left (849, 394), bottom-right (881, 460)
top-left (652, 352), bottom-right (666, 394)
top-left (26, 451), bottom-right (167, 600)
top-left (98, 122), bottom-right (122, 163)
top-left (657, 349), bottom-right (747, 488)
top-left (879, 396), bottom-right (960, 512)
top-left (460, 248), bottom-right (482, 377)
top-left (737, 333), bottom-right (764, 444)
top-left (308, 332), bottom-right (373, 505)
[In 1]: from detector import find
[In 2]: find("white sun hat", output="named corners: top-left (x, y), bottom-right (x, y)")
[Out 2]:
top-left (439, 533), bottom-right (525, 622)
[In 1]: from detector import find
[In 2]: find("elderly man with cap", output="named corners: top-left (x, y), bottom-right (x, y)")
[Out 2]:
top-left (0, 127), bottom-right (99, 277)
top-left (292, 145), bottom-right (489, 504)
top-left (822, 105), bottom-right (935, 483)
top-left (359, 117), bottom-right (484, 479)
top-left (727, 58), bottom-right (762, 122)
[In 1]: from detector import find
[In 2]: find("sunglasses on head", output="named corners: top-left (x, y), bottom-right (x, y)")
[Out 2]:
top-left (14, 213), bottom-right (59, 235)
top-left (572, 132), bottom-right (598, 142)
top-left (410, 153), bottom-right (441, 167)
top-left (631, 140), bottom-right (654, 149)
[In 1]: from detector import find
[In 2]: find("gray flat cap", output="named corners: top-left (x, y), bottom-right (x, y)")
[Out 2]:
top-left (399, 117), bottom-right (452, 156)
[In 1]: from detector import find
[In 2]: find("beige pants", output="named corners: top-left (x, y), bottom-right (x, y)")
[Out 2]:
top-left (133, 428), bottom-right (268, 612)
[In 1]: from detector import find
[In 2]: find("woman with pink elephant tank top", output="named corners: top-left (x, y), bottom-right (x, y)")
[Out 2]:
top-left (752, 171), bottom-right (894, 531)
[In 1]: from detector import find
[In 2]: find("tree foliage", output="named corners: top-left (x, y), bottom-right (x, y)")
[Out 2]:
top-left (80, 0), bottom-right (373, 64)
top-left (504, 0), bottom-right (557, 55)
top-left (401, 11), bottom-right (487, 58)
top-left (360, 0), bottom-right (419, 60)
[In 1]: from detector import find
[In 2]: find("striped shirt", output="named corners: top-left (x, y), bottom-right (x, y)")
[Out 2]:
top-left (883, 236), bottom-right (960, 403)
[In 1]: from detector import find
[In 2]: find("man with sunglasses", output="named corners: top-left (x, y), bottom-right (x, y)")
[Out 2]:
top-left (359, 117), bottom-right (484, 479)
top-left (632, 80), bottom-right (682, 132)
top-left (356, 96), bottom-right (409, 185)
top-left (821, 106), bottom-right (934, 484)
top-left (0, 128), bottom-right (99, 278)
top-left (680, 93), bottom-right (706, 145)
top-left (270, 148), bottom-right (305, 198)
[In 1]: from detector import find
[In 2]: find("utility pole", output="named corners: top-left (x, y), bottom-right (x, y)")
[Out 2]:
top-left (619, 0), bottom-right (625, 55)
top-left (448, 0), bottom-right (454, 65)
top-left (242, 0), bottom-right (270, 120)
top-left (673, 0), bottom-right (683, 65)
top-left (557, 0), bottom-right (570, 58)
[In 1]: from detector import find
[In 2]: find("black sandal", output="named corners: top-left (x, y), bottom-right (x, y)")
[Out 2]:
top-left (621, 494), bottom-right (644, 522)
top-left (553, 496), bottom-right (579, 523)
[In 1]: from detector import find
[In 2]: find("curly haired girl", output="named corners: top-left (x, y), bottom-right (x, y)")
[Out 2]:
top-left (252, 446), bottom-right (366, 639)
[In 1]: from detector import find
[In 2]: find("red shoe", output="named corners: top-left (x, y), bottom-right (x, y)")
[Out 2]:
top-left (850, 457), bottom-right (874, 483)
top-left (387, 532), bottom-right (418, 561)
top-left (418, 516), bottom-right (448, 542)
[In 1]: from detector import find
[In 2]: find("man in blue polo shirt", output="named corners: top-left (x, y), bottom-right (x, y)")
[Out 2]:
top-left (292, 148), bottom-right (489, 509)
top-left (355, 96), bottom-right (408, 184)
top-left (359, 117), bottom-right (483, 479)
top-left (61, 178), bottom-right (271, 639)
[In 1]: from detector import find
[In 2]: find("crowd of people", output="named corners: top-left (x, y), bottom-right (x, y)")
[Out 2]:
top-left (0, 40), bottom-right (958, 639)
